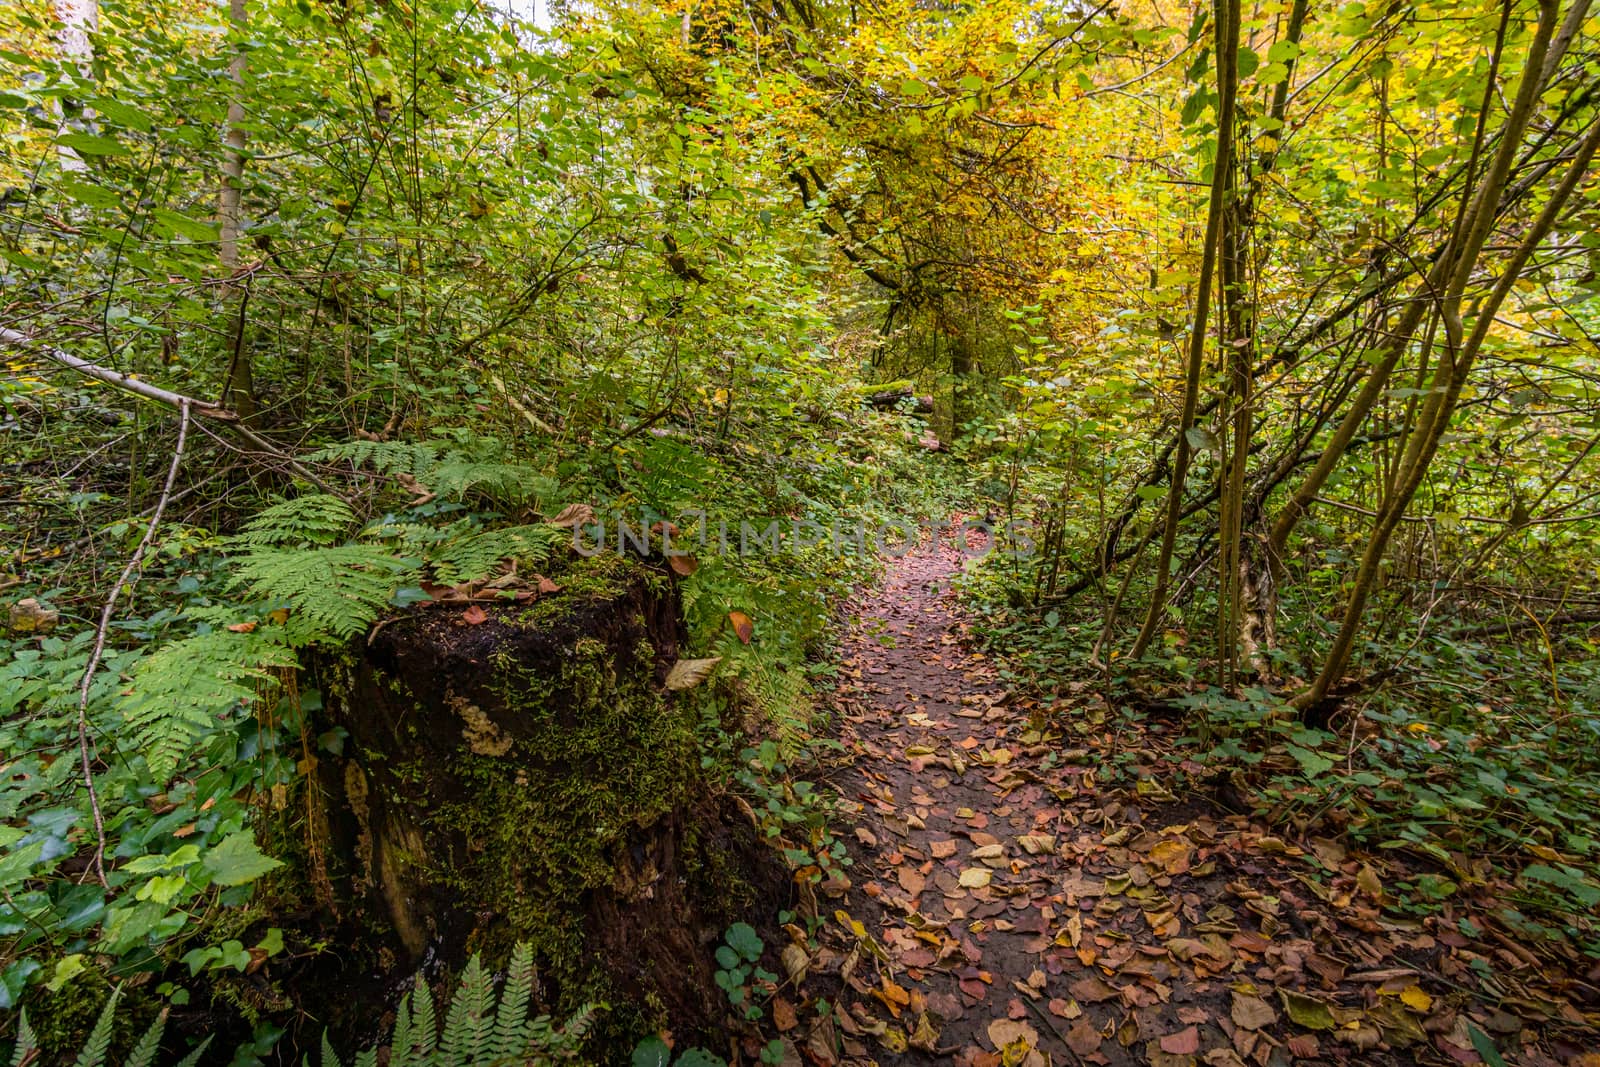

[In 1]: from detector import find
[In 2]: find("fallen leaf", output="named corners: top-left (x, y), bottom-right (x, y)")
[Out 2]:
top-left (461, 604), bottom-right (489, 625)
top-left (1066, 1020), bottom-right (1101, 1055)
top-left (729, 610), bottom-right (754, 643)
top-left (908, 1012), bottom-right (940, 1052)
top-left (1231, 991), bottom-right (1276, 1030)
top-left (665, 656), bottom-right (722, 690)
top-left (772, 997), bottom-right (798, 1032)
top-left (1160, 1027), bottom-right (1200, 1055)
top-left (1398, 985), bottom-right (1433, 1013)
top-left (1280, 989), bottom-right (1337, 1031)
top-left (1069, 975), bottom-right (1119, 1003)
top-left (546, 503), bottom-right (594, 528)
top-left (668, 553), bottom-right (698, 576)
top-left (959, 868), bottom-right (992, 888)
top-left (227, 621), bottom-right (257, 633)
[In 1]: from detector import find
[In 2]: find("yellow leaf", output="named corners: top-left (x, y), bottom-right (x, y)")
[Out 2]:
top-left (1398, 986), bottom-right (1432, 1013)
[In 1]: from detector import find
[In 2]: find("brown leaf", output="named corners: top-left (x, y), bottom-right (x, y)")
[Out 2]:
top-left (1066, 1020), bottom-right (1102, 1056)
top-left (461, 604), bottom-right (489, 625)
top-left (1231, 991), bottom-right (1277, 1031)
top-left (729, 610), bottom-right (754, 644)
top-left (1160, 1026), bottom-right (1199, 1055)
top-left (668, 553), bottom-right (698, 576)
top-left (227, 621), bottom-right (258, 633)
top-left (1068, 974), bottom-right (1119, 1003)
top-left (1285, 1034), bottom-right (1319, 1058)
top-left (665, 656), bottom-right (722, 690)
top-left (772, 997), bottom-right (799, 1032)
top-left (546, 503), bottom-right (594, 528)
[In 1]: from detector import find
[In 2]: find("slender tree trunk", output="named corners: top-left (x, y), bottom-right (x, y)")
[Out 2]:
top-left (218, 0), bottom-right (257, 423)
top-left (54, 0), bottom-right (97, 172)
top-left (1296, 0), bottom-right (1584, 712)
top-left (1129, 0), bottom-right (1240, 661)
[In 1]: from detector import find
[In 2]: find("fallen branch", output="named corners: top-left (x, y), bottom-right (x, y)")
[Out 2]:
top-left (2, 326), bottom-right (343, 496)
top-left (76, 399), bottom-right (191, 886)
top-left (1447, 609), bottom-right (1600, 641)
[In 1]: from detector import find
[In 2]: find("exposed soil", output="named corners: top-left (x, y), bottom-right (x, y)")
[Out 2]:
top-left (790, 533), bottom-right (1598, 1067)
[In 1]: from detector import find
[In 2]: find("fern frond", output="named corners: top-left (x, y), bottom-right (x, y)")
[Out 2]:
top-left (232, 495), bottom-right (358, 548)
top-left (232, 546), bottom-right (415, 645)
top-left (10, 1011), bottom-right (35, 1067)
top-left (491, 942), bottom-right (536, 1059)
top-left (170, 1037), bottom-right (212, 1067)
top-left (118, 630), bottom-right (297, 782)
top-left (428, 524), bottom-right (563, 585)
top-left (125, 1009), bottom-right (168, 1067)
top-left (319, 1031), bottom-right (343, 1067)
top-left (428, 458), bottom-right (554, 506)
top-left (72, 987), bottom-right (121, 1067)
top-left (411, 974), bottom-right (438, 1059)
top-left (439, 953), bottom-right (491, 1066)
top-left (306, 440), bottom-right (441, 480)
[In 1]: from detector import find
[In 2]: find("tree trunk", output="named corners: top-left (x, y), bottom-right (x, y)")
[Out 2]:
top-left (1296, 0), bottom-right (1583, 713)
top-left (53, 0), bottom-right (96, 172)
top-left (218, 0), bottom-right (257, 423)
top-left (1129, 0), bottom-right (1240, 661)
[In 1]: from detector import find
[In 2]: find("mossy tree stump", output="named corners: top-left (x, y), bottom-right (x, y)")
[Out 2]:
top-left (312, 555), bottom-right (773, 1040)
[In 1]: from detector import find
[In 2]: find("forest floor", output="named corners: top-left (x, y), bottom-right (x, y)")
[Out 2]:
top-left (789, 531), bottom-right (1597, 1067)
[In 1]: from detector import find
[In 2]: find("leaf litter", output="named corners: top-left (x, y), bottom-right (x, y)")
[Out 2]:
top-left (765, 531), bottom-right (1600, 1066)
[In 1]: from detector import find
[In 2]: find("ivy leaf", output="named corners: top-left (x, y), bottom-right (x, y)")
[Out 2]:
top-left (202, 831), bottom-right (283, 887)
top-left (632, 1037), bottom-right (671, 1067)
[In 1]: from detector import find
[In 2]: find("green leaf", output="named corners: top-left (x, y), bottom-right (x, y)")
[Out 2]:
top-left (150, 209), bottom-right (219, 243)
top-left (57, 132), bottom-right (131, 156)
top-left (1236, 47), bottom-right (1260, 78)
top-left (54, 177), bottom-right (122, 211)
top-left (1467, 1023), bottom-right (1507, 1067)
top-left (202, 831), bottom-right (283, 887)
top-left (900, 78), bottom-right (927, 98)
top-left (90, 97), bottom-right (153, 132)
top-left (632, 1036), bottom-right (671, 1067)
top-left (1279, 989), bottom-right (1335, 1030)
top-left (724, 922), bottom-right (763, 963)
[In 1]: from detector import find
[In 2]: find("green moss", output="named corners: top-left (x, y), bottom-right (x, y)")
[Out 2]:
top-left (402, 576), bottom-right (698, 1014)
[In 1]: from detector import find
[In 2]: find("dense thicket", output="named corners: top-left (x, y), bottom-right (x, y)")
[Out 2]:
top-left (2, 0), bottom-right (1598, 1058)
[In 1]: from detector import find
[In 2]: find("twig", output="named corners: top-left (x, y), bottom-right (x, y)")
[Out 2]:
top-left (74, 399), bottom-right (191, 886)
top-left (3, 326), bottom-right (344, 496)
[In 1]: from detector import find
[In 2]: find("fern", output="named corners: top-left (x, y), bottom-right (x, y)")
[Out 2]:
top-left (307, 439), bottom-right (555, 508)
top-left (124, 1009), bottom-right (167, 1067)
top-left (72, 988), bottom-right (120, 1067)
top-left (306, 440), bottom-right (441, 480)
top-left (438, 953), bottom-right (492, 1065)
top-left (428, 524), bottom-right (563, 585)
top-left (118, 630), bottom-right (298, 782)
top-left (9, 1012), bottom-right (34, 1067)
top-left (429, 457), bottom-right (555, 506)
top-left (491, 942), bottom-right (535, 1059)
top-left (26, 948), bottom-right (594, 1067)
top-left (232, 494), bottom-right (358, 548)
top-left (231, 545), bottom-right (416, 645)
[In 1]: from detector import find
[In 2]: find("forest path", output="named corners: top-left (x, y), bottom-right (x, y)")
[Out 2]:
top-left (803, 531), bottom-right (1514, 1067)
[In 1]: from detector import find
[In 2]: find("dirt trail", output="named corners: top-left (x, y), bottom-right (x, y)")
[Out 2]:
top-left (803, 533), bottom-right (1586, 1067)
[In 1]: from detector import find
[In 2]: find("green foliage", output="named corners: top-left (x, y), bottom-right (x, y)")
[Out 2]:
top-left (118, 630), bottom-right (298, 781)
top-left (5, 944), bottom-right (592, 1067)
top-left (231, 545), bottom-right (414, 644)
top-left (232, 495), bottom-right (359, 549)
